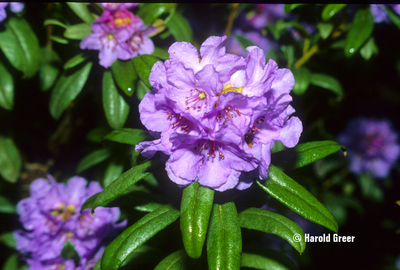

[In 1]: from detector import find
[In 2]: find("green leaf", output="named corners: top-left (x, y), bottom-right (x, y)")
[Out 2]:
top-left (309, 73), bottom-right (344, 99)
top-left (110, 59), bottom-right (138, 96)
top-left (80, 192), bottom-right (99, 212)
top-left (165, 12), bottom-right (193, 42)
top-left (102, 71), bottom-right (130, 129)
top-left (357, 173), bottom-right (384, 202)
top-left (101, 204), bottom-right (179, 270)
top-left (0, 61), bottom-right (14, 110)
top-left (132, 55), bottom-right (159, 89)
top-left (0, 196), bottom-right (16, 213)
top-left (39, 47), bottom-right (61, 91)
top-left (317, 23), bottom-right (334, 39)
top-left (291, 67), bottom-right (310, 95)
top-left (67, 2), bottom-right (95, 23)
top-left (103, 128), bottom-right (147, 146)
top-left (241, 249), bottom-right (297, 270)
top-left (64, 23), bottom-right (92, 40)
top-left (0, 17), bottom-right (41, 78)
top-left (137, 3), bottom-right (171, 25)
top-left (322, 4), bottom-right (347, 21)
top-left (77, 148), bottom-right (111, 173)
top-left (207, 202), bottom-right (241, 270)
top-left (2, 254), bottom-right (18, 270)
top-left (385, 5), bottom-right (400, 31)
top-left (60, 241), bottom-right (80, 264)
top-left (51, 35), bottom-right (69, 44)
top-left (239, 208), bottom-right (305, 253)
top-left (0, 232), bottom-right (16, 249)
top-left (344, 7), bottom-right (374, 57)
top-left (359, 37), bottom-right (378, 60)
top-left (0, 135), bottom-right (22, 183)
top-left (43, 19), bottom-right (68, 29)
top-left (90, 161), bottom-right (152, 210)
top-left (154, 250), bottom-right (196, 270)
top-left (284, 4), bottom-right (305, 14)
top-left (234, 34), bottom-right (256, 51)
top-left (85, 127), bottom-right (109, 143)
top-left (180, 182), bottom-right (214, 258)
top-left (49, 62), bottom-right (92, 119)
top-left (136, 80), bottom-right (150, 100)
top-left (272, 140), bottom-right (346, 170)
top-left (64, 53), bottom-right (88, 70)
top-left (103, 159), bottom-right (124, 187)
top-left (257, 165), bottom-right (338, 232)
top-left (152, 47), bottom-right (169, 60)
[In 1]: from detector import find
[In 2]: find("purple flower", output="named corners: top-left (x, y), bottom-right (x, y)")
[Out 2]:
top-left (370, 4), bottom-right (400, 23)
top-left (337, 118), bottom-right (400, 178)
top-left (245, 4), bottom-right (286, 29)
top-left (80, 8), bottom-right (155, 68)
top-left (100, 3), bottom-right (138, 11)
top-left (0, 2), bottom-right (24, 22)
top-left (14, 175), bottom-right (126, 269)
top-left (136, 36), bottom-right (302, 191)
top-left (226, 30), bottom-right (270, 57)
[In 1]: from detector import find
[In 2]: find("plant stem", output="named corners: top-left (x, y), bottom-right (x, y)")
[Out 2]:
top-left (224, 3), bottom-right (239, 37)
top-left (294, 44), bottom-right (318, 68)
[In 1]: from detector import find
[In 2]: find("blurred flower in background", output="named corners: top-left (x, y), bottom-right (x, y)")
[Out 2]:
top-left (337, 118), bottom-right (400, 178)
top-left (245, 4), bottom-right (285, 30)
top-left (0, 2), bottom-right (24, 22)
top-left (14, 176), bottom-right (126, 270)
top-left (370, 4), bottom-right (400, 23)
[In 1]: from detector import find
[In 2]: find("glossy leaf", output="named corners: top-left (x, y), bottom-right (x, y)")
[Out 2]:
top-left (43, 19), bottom-right (68, 29)
top-left (180, 181), bottom-right (214, 258)
top-left (0, 135), bottom-right (22, 183)
top-left (90, 161), bottom-right (152, 210)
top-left (291, 67), bottom-right (310, 95)
top-left (284, 4), bottom-right (305, 14)
top-left (0, 232), bottom-right (16, 249)
top-left (85, 127), bottom-right (109, 143)
top-left (166, 12), bottom-right (193, 42)
top-left (309, 73), bottom-right (344, 99)
top-left (272, 140), bottom-right (346, 170)
top-left (136, 80), bottom-right (150, 100)
top-left (257, 165), bottom-right (338, 232)
top-left (344, 8), bottom-right (374, 57)
top-left (67, 3), bottom-right (95, 23)
top-left (239, 207), bottom-right (305, 253)
top-left (39, 47), bottom-right (61, 91)
top-left (103, 159), bottom-right (124, 187)
top-left (80, 192), bottom-right (99, 212)
top-left (0, 196), bottom-right (16, 214)
top-left (110, 59), bottom-right (138, 96)
top-left (64, 53), bottom-right (88, 70)
top-left (317, 22), bottom-right (334, 39)
top-left (0, 17), bottom-right (41, 78)
top-left (101, 204), bottom-right (179, 270)
top-left (2, 254), bottom-right (18, 270)
top-left (360, 37), bottom-right (378, 60)
top-left (51, 35), bottom-right (69, 44)
top-left (132, 55), bottom-right (159, 89)
top-left (103, 128), bottom-right (147, 146)
top-left (64, 23), bottom-right (92, 40)
top-left (152, 47), bottom-right (169, 60)
top-left (0, 61), bottom-right (14, 110)
top-left (102, 71), bottom-right (130, 129)
top-left (76, 148), bottom-right (111, 173)
top-left (49, 62), bottom-right (92, 119)
top-left (207, 202), bottom-right (241, 270)
top-left (241, 249), bottom-right (297, 270)
top-left (386, 5), bottom-right (400, 31)
top-left (322, 4), bottom-right (347, 21)
top-left (137, 3), bottom-right (171, 25)
top-left (154, 250), bottom-right (196, 270)
top-left (61, 241), bottom-right (80, 263)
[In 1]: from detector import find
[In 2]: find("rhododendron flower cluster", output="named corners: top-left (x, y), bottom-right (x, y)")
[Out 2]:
top-left (14, 176), bottom-right (126, 270)
top-left (337, 118), bottom-right (400, 178)
top-left (136, 35), bottom-right (302, 192)
top-left (80, 3), bottom-right (156, 68)
top-left (0, 2), bottom-right (24, 22)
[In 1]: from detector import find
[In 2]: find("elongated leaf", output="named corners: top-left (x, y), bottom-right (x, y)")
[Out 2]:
top-left (317, 22), bottom-right (334, 39)
top-left (64, 53), bottom-right (88, 70)
top-left (154, 249), bottom-right (195, 270)
top-left (241, 249), bottom-right (297, 270)
top-left (166, 12), bottom-right (193, 42)
top-left (359, 37), bottom-right (378, 60)
top-left (44, 19), bottom-right (68, 29)
top-left (103, 159), bottom-right (124, 187)
top-left (136, 80), bottom-right (150, 100)
top-left (0, 61), bottom-right (14, 110)
top-left (67, 2), bottom-right (95, 23)
top-left (91, 161), bottom-right (152, 210)
top-left (103, 128), bottom-right (147, 145)
top-left (51, 35), bottom-right (69, 44)
top-left (110, 59), bottom-right (138, 96)
top-left (0, 17), bottom-right (41, 78)
top-left (309, 73), bottom-right (344, 99)
top-left (322, 4), bottom-right (347, 21)
top-left (64, 23), bottom-right (92, 40)
top-left (0, 232), bottom-right (16, 249)
top-left (207, 202), bottom-right (241, 270)
top-left (0, 196), bottom-right (16, 213)
top-left (258, 165), bottom-right (338, 232)
top-left (181, 182), bottom-right (214, 258)
top-left (80, 192), bottom-right (99, 211)
top-left (76, 148), bottom-right (111, 173)
top-left (284, 4), bottom-right (304, 14)
top-left (103, 71), bottom-right (130, 129)
top-left (0, 135), bottom-right (22, 183)
top-left (132, 55), bottom-right (159, 89)
top-left (49, 62), bottom-right (92, 119)
top-left (101, 204), bottom-right (179, 270)
top-left (386, 6), bottom-right (400, 30)
top-left (2, 254), bottom-right (18, 270)
top-left (239, 208), bottom-right (305, 253)
top-left (291, 67), bottom-right (310, 95)
top-left (272, 140), bottom-right (346, 170)
top-left (39, 47), bottom-right (61, 92)
top-left (344, 7), bottom-right (374, 57)
top-left (152, 47), bottom-right (169, 60)
top-left (137, 3), bottom-right (171, 25)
